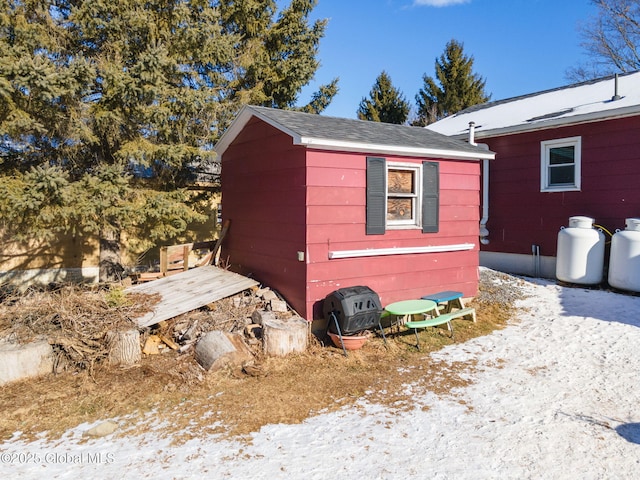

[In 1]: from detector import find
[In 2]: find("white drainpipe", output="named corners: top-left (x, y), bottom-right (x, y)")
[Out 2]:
top-left (479, 159), bottom-right (490, 245)
top-left (469, 122), bottom-right (490, 245)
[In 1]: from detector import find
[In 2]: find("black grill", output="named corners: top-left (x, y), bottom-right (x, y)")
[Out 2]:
top-left (323, 286), bottom-right (383, 335)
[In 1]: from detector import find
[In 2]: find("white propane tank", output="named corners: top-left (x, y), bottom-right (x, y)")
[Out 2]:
top-left (608, 218), bottom-right (640, 292)
top-left (556, 216), bottom-right (605, 285)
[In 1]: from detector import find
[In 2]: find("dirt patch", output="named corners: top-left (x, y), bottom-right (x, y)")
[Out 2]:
top-left (0, 270), bottom-right (526, 443)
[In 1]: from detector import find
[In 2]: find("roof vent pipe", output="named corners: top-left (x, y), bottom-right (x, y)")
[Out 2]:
top-left (468, 121), bottom-right (476, 146)
top-left (612, 73), bottom-right (621, 101)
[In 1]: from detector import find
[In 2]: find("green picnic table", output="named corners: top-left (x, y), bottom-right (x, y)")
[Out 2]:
top-left (383, 299), bottom-right (438, 325)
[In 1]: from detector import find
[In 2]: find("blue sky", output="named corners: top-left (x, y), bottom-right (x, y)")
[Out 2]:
top-left (297, 0), bottom-right (598, 119)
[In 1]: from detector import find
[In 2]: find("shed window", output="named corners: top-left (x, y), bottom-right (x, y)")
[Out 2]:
top-left (366, 157), bottom-right (439, 234)
top-left (387, 166), bottom-right (419, 225)
top-left (541, 137), bottom-right (581, 192)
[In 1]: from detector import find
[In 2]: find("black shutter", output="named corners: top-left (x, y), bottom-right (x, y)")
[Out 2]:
top-left (422, 161), bottom-right (439, 233)
top-left (366, 157), bottom-right (386, 235)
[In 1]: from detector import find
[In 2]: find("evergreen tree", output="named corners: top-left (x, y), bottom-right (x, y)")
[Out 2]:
top-left (219, 0), bottom-right (338, 115)
top-left (0, 0), bottom-right (336, 282)
top-left (414, 39), bottom-right (490, 126)
top-left (357, 71), bottom-right (410, 124)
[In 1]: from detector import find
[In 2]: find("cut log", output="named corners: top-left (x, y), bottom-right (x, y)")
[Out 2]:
top-left (262, 317), bottom-right (308, 357)
top-left (0, 339), bottom-right (53, 385)
top-left (195, 331), bottom-right (254, 372)
top-left (106, 330), bottom-right (141, 366)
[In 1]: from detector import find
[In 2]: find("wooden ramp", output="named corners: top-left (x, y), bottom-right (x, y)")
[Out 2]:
top-left (127, 265), bottom-right (259, 328)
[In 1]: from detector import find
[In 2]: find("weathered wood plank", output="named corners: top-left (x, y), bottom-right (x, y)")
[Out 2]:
top-left (126, 265), bottom-right (258, 327)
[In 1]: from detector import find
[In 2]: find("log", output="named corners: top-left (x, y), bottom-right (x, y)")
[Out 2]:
top-left (0, 339), bottom-right (53, 386)
top-left (106, 330), bottom-right (141, 366)
top-left (195, 331), bottom-right (253, 372)
top-left (262, 317), bottom-right (308, 357)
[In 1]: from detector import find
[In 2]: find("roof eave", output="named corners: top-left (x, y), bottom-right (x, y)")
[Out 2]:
top-left (299, 137), bottom-right (495, 160)
top-left (213, 106), bottom-right (252, 157)
top-left (451, 104), bottom-right (640, 140)
top-left (215, 105), bottom-right (306, 156)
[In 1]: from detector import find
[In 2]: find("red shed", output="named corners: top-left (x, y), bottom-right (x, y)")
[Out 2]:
top-left (428, 72), bottom-right (640, 278)
top-left (215, 106), bottom-right (495, 322)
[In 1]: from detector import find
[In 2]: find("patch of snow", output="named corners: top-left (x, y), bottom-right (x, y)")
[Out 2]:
top-left (2, 271), bottom-right (640, 479)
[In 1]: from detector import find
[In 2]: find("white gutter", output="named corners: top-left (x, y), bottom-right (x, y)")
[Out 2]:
top-left (298, 137), bottom-right (494, 161)
top-left (469, 122), bottom-right (490, 245)
top-left (479, 156), bottom-right (490, 244)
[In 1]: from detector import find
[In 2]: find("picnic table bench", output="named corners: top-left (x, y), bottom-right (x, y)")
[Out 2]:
top-left (402, 290), bottom-right (477, 349)
top-left (421, 290), bottom-right (476, 322)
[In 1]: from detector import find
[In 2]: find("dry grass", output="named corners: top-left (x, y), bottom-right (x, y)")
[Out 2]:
top-left (0, 272), bottom-right (524, 444)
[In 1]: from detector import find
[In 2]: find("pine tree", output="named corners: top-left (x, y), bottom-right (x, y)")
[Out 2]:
top-left (218, 0), bottom-right (338, 116)
top-left (414, 39), bottom-right (490, 126)
top-left (357, 71), bottom-right (410, 124)
top-left (0, 0), bottom-right (336, 281)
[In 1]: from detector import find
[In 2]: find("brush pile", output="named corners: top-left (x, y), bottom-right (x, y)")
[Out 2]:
top-left (0, 285), bottom-right (158, 373)
top-left (0, 283), bottom-right (294, 375)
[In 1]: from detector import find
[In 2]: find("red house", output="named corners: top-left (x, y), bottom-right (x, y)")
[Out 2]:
top-left (215, 106), bottom-right (495, 322)
top-left (428, 72), bottom-right (640, 278)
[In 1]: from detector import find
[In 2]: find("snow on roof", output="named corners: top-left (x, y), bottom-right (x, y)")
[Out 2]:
top-left (427, 71), bottom-right (640, 139)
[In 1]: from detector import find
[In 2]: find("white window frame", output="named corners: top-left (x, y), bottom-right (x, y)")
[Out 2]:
top-left (386, 161), bottom-right (422, 229)
top-left (540, 136), bottom-right (581, 192)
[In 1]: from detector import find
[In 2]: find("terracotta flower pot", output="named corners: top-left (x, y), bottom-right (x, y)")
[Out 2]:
top-left (327, 331), bottom-right (369, 350)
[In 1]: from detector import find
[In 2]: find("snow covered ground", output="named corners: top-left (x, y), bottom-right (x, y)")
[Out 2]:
top-left (2, 270), bottom-right (640, 479)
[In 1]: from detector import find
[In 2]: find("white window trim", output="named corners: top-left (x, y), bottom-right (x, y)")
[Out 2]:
top-left (540, 136), bottom-right (581, 192)
top-left (386, 161), bottom-right (422, 229)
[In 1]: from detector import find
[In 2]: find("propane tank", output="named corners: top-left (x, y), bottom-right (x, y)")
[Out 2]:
top-left (608, 218), bottom-right (640, 292)
top-left (556, 216), bottom-right (605, 285)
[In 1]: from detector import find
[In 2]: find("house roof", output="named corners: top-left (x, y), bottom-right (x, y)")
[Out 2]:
top-left (427, 71), bottom-right (640, 139)
top-left (215, 105), bottom-right (495, 161)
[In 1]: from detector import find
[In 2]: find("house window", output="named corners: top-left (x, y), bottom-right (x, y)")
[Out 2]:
top-left (541, 136), bottom-right (581, 192)
top-left (366, 157), bottom-right (439, 234)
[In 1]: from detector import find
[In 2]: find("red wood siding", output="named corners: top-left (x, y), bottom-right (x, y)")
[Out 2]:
top-left (305, 150), bottom-right (481, 320)
top-left (222, 117), bottom-right (483, 320)
top-left (482, 116), bottom-right (640, 257)
top-left (221, 118), bottom-right (308, 313)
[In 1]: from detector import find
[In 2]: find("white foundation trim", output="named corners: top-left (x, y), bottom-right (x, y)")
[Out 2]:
top-left (479, 251), bottom-right (556, 278)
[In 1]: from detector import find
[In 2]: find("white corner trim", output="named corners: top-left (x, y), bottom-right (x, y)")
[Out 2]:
top-left (328, 243), bottom-right (475, 259)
